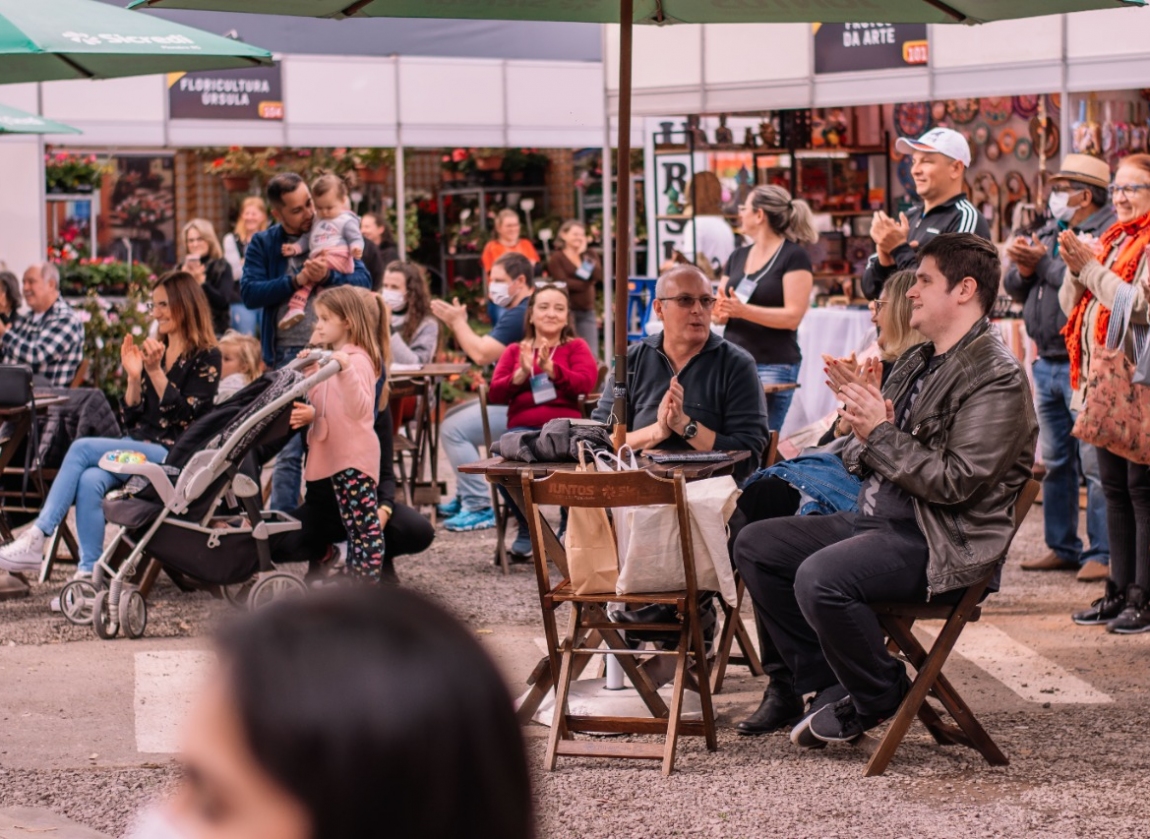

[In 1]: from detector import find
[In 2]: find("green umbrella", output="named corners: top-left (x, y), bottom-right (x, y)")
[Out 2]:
top-left (0, 0), bottom-right (272, 84)
top-left (128, 0), bottom-right (1144, 24)
top-left (127, 0), bottom-right (1147, 434)
top-left (0, 102), bottom-right (80, 133)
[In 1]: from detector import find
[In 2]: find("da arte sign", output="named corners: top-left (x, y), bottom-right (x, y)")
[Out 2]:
top-left (813, 22), bottom-right (928, 75)
top-left (168, 65), bottom-right (283, 121)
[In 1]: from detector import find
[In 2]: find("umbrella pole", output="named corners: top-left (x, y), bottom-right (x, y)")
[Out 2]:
top-left (610, 0), bottom-right (634, 447)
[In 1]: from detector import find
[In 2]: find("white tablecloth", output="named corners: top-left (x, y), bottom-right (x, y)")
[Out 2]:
top-left (782, 308), bottom-right (876, 439)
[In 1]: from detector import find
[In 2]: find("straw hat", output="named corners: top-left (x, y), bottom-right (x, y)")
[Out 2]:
top-left (1049, 154), bottom-right (1111, 191)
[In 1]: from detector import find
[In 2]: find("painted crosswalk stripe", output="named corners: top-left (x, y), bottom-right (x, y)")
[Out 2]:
top-left (918, 623), bottom-right (1112, 705)
top-left (135, 651), bottom-right (215, 753)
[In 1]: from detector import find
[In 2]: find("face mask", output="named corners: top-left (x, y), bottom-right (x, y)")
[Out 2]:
top-left (124, 806), bottom-right (192, 839)
top-left (382, 289), bottom-right (406, 311)
top-left (489, 282), bottom-right (513, 307)
top-left (1048, 190), bottom-right (1078, 223)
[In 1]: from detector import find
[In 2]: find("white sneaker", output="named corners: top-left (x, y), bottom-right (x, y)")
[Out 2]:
top-left (71, 569), bottom-right (93, 582)
top-left (0, 527), bottom-right (45, 573)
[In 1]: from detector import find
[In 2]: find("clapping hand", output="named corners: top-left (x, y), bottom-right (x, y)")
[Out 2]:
top-left (141, 338), bottom-right (165, 374)
top-left (714, 283), bottom-right (747, 322)
top-left (838, 381), bottom-right (894, 443)
top-left (537, 344), bottom-right (554, 377)
top-left (871, 211), bottom-right (911, 259)
top-left (712, 279), bottom-right (732, 325)
top-left (1059, 229), bottom-right (1097, 275)
top-left (823, 351), bottom-right (863, 395)
top-left (1006, 236), bottom-right (1047, 276)
top-left (429, 297), bottom-right (469, 330)
top-left (121, 336), bottom-right (144, 380)
top-left (659, 376), bottom-right (687, 436)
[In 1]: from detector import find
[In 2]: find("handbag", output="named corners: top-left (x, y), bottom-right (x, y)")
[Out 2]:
top-left (1073, 283), bottom-right (1150, 464)
top-left (564, 443), bottom-right (619, 595)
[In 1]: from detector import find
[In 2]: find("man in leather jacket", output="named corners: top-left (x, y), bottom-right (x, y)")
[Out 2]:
top-left (735, 233), bottom-right (1037, 747)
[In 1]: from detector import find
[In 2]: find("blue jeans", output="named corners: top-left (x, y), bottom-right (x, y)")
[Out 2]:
top-left (230, 304), bottom-right (260, 338)
top-left (269, 346), bottom-right (306, 512)
top-left (35, 436), bottom-right (169, 572)
top-left (442, 400), bottom-right (508, 512)
top-left (757, 362), bottom-right (802, 433)
top-left (1033, 358), bottom-right (1110, 565)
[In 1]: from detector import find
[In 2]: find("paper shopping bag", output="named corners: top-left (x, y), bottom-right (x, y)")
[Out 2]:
top-left (566, 444), bottom-right (619, 594)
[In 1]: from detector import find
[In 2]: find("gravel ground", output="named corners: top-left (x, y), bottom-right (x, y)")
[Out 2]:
top-left (3, 507), bottom-right (1149, 838)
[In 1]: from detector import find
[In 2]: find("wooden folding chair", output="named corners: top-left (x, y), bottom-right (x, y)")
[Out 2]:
top-left (862, 478), bottom-right (1041, 776)
top-left (709, 429), bottom-right (780, 693)
top-left (478, 385), bottom-right (512, 574)
top-left (521, 466), bottom-right (718, 775)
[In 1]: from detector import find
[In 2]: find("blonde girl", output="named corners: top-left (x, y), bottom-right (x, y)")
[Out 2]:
top-left (216, 330), bottom-right (263, 403)
top-left (289, 286), bottom-right (390, 583)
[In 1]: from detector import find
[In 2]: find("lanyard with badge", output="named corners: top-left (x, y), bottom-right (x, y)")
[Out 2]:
top-left (732, 245), bottom-right (783, 305)
top-left (574, 257), bottom-right (595, 281)
top-left (527, 346), bottom-right (558, 404)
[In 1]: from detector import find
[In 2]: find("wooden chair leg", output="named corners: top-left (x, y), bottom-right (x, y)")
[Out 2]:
top-left (711, 580), bottom-right (764, 693)
top-left (661, 623), bottom-right (691, 776)
top-left (546, 604), bottom-right (580, 771)
top-left (689, 601), bottom-right (718, 752)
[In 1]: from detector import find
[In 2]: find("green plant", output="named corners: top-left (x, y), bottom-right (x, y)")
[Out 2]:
top-left (347, 147), bottom-right (395, 170)
top-left (386, 195), bottom-right (423, 251)
top-left (73, 286), bottom-right (153, 399)
top-left (45, 152), bottom-right (111, 192)
top-left (202, 147), bottom-right (275, 178)
top-left (56, 258), bottom-right (155, 296)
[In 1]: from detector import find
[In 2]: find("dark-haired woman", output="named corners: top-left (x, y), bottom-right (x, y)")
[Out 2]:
top-left (0, 272), bottom-right (220, 580)
top-left (489, 283), bottom-right (597, 558)
top-left (0, 270), bottom-right (21, 325)
top-left (128, 586), bottom-right (534, 839)
top-left (382, 260), bottom-right (439, 365)
top-left (713, 184), bottom-right (819, 432)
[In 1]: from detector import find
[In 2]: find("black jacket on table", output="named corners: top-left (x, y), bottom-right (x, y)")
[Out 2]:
top-left (199, 258), bottom-right (237, 337)
top-left (861, 193), bottom-right (990, 299)
top-left (120, 346), bottom-right (222, 449)
top-left (591, 332), bottom-right (768, 481)
top-left (1002, 205), bottom-right (1116, 361)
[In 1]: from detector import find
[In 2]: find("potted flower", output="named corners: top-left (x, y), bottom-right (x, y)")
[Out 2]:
top-left (440, 148), bottom-right (477, 183)
top-left (45, 153), bottom-right (110, 194)
top-left (349, 147), bottom-right (394, 185)
top-left (202, 147), bottom-right (271, 192)
top-left (474, 148), bottom-right (505, 172)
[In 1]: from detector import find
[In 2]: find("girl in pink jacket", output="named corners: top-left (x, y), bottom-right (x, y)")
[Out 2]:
top-left (290, 286), bottom-right (389, 583)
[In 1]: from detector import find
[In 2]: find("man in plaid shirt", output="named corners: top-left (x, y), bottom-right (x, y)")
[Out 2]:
top-left (0, 263), bottom-right (84, 387)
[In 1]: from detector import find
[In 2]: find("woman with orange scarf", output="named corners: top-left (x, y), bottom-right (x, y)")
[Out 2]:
top-left (1060, 153), bottom-right (1150, 634)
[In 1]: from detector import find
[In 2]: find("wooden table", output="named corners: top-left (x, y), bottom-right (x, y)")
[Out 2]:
top-left (763, 382), bottom-right (800, 395)
top-left (461, 450), bottom-right (750, 722)
top-left (0, 394), bottom-right (69, 600)
top-left (389, 363), bottom-right (470, 507)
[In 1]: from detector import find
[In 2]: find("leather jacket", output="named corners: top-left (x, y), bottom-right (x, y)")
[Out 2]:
top-left (842, 318), bottom-right (1038, 595)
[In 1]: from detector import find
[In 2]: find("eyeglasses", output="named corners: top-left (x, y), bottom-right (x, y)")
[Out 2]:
top-left (1108, 184), bottom-right (1150, 198)
top-left (535, 281), bottom-right (567, 290)
top-left (658, 295), bottom-right (717, 310)
top-left (868, 299), bottom-right (889, 311)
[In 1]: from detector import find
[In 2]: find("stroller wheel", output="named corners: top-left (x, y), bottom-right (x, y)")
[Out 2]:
top-left (120, 590), bottom-right (148, 639)
top-left (60, 580), bottom-right (98, 626)
top-left (92, 590), bottom-right (119, 640)
top-left (221, 579), bottom-right (255, 609)
top-left (248, 572), bottom-right (306, 611)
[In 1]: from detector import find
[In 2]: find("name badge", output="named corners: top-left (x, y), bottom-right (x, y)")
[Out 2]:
top-left (734, 285), bottom-right (752, 305)
top-left (530, 372), bottom-right (557, 405)
top-left (575, 258), bottom-right (594, 281)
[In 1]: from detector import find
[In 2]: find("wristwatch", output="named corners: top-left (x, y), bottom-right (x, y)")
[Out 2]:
top-left (681, 418), bottom-right (698, 440)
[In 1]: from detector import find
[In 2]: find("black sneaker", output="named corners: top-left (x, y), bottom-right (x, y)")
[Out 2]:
top-left (1073, 581), bottom-right (1126, 626)
top-left (736, 680), bottom-right (805, 736)
top-left (808, 678), bottom-right (908, 744)
top-left (1107, 586), bottom-right (1150, 634)
top-left (789, 683), bottom-right (848, 749)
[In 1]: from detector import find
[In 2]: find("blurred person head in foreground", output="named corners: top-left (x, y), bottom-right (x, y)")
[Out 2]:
top-left (130, 585), bottom-right (534, 839)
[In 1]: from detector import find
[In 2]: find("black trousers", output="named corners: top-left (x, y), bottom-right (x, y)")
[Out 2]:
top-left (735, 511), bottom-right (959, 716)
top-left (728, 476), bottom-right (801, 681)
top-left (279, 478), bottom-right (435, 567)
top-left (1095, 446), bottom-right (1150, 593)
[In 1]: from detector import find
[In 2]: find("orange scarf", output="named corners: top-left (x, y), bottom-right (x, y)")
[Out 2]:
top-left (1063, 212), bottom-right (1150, 389)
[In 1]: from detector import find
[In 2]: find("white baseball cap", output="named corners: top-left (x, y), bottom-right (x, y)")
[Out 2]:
top-left (895, 127), bottom-right (971, 167)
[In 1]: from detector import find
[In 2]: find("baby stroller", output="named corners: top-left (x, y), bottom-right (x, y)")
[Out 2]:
top-left (58, 352), bottom-right (341, 639)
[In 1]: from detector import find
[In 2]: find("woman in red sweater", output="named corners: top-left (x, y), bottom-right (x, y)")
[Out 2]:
top-left (489, 283), bottom-right (598, 558)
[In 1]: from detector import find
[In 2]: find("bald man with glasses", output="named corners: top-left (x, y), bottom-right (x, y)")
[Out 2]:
top-left (591, 265), bottom-right (767, 481)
